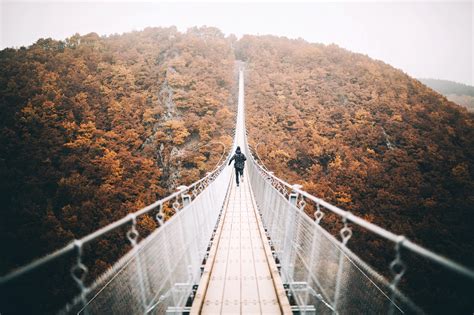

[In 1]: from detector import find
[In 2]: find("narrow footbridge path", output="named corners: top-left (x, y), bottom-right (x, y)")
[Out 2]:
top-left (191, 169), bottom-right (291, 314)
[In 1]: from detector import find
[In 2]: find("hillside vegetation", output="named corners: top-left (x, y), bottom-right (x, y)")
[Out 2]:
top-left (0, 27), bottom-right (236, 313)
top-left (1, 29), bottom-right (473, 314)
top-left (236, 35), bottom-right (474, 314)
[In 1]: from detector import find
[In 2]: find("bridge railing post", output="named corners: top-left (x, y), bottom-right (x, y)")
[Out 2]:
top-left (288, 184), bottom-right (302, 207)
top-left (126, 213), bottom-right (149, 314)
top-left (70, 240), bottom-right (89, 315)
top-left (178, 185), bottom-right (191, 207)
top-left (175, 185), bottom-right (198, 307)
top-left (284, 185), bottom-right (302, 306)
top-left (388, 236), bottom-right (407, 315)
top-left (332, 213), bottom-right (353, 314)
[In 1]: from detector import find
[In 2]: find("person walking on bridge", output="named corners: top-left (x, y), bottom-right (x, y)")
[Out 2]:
top-left (228, 146), bottom-right (247, 187)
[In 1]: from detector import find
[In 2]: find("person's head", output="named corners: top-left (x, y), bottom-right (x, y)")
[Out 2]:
top-left (236, 146), bottom-right (241, 154)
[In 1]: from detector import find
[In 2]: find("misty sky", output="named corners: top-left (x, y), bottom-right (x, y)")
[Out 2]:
top-left (1, 1), bottom-right (473, 85)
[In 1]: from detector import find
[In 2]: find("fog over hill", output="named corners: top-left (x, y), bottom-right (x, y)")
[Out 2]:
top-left (419, 78), bottom-right (474, 112)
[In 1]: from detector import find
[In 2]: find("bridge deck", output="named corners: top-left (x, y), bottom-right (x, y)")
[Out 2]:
top-left (191, 170), bottom-right (291, 314)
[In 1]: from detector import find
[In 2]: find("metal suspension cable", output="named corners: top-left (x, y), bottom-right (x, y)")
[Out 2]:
top-left (248, 142), bottom-right (271, 172)
top-left (188, 141), bottom-right (228, 171)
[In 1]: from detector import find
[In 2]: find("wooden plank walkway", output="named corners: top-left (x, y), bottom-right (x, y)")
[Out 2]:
top-left (191, 169), bottom-right (291, 314)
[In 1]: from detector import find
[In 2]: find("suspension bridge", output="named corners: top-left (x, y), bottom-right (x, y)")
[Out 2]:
top-left (1, 69), bottom-right (473, 314)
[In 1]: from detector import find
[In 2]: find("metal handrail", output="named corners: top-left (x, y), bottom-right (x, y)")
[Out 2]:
top-left (0, 152), bottom-right (232, 284)
top-left (247, 150), bottom-right (474, 280)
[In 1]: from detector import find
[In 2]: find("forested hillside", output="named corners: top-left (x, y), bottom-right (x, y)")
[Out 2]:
top-left (0, 27), bottom-right (236, 312)
top-left (1, 29), bottom-right (473, 314)
top-left (236, 35), bottom-right (474, 314)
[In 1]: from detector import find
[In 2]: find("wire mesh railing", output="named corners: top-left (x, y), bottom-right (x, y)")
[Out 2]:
top-left (0, 153), bottom-right (232, 315)
top-left (246, 144), bottom-right (474, 314)
top-left (238, 63), bottom-right (473, 314)
top-left (70, 163), bottom-right (232, 314)
top-left (1, 66), bottom-right (242, 315)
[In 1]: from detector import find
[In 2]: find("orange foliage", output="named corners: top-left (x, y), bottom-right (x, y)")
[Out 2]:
top-left (0, 27), bottom-right (236, 313)
top-left (237, 35), bottom-right (474, 314)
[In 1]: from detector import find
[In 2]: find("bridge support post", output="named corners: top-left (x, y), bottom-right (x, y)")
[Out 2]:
top-left (182, 194), bottom-right (191, 207)
top-left (283, 184), bottom-right (304, 307)
top-left (289, 193), bottom-right (298, 206)
top-left (177, 185), bottom-right (191, 207)
top-left (126, 214), bottom-right (149, 314)
top-left (332, 215), bottom-right (353, 314)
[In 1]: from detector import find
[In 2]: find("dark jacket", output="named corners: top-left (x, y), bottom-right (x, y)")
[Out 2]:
top-left (229, 147), bottom-right (247, 169)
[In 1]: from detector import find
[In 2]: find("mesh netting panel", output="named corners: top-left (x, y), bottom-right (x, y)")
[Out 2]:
top-left (61, 167), bottom-right (231, 315)
top-left (248, 161), bottom-right (422, 314)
